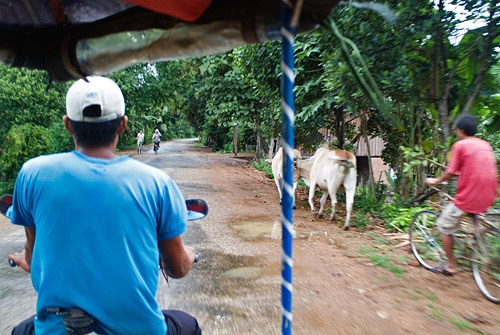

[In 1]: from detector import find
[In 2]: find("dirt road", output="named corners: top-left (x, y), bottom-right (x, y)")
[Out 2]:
top-left (1, 139), bottom-right (499, 334)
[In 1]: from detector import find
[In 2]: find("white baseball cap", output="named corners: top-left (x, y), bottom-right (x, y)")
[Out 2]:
top-left (66, 76), bottom-right (125, 123)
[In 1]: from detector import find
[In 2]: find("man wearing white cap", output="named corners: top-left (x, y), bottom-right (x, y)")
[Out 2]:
top-left (9, 76), bottom-right (201, 335)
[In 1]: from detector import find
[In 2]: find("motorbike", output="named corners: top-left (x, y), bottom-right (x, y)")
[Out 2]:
top-left (153, 141), bottom-right (160, 155)
top-left (1, 194), bottom-right (207, 334)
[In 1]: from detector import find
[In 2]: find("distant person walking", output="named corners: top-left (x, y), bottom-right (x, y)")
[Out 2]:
top-left (136, 130), bottom-right (144, 154)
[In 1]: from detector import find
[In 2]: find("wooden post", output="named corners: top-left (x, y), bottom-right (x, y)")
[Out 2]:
top-left (233, 124), bottom-right (238, 157)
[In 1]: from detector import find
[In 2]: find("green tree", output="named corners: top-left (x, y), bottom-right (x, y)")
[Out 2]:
top-left (196, 49), bottom-right (281, 156)
top-left (0, 68), bottom-right (68, 138)
top-left (292, 0), bottom-right (499, 202)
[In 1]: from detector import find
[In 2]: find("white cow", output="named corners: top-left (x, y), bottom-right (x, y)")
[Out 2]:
top-left (271, 147), bottom-right (302, 209)
top-left (297, 147), bottom-right (357, 230)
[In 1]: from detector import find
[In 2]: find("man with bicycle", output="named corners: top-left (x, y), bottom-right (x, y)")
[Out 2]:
top-left (9, 76), bottom-right (201, 334)
top-left (136, 129), bottom-right (144, 153)
top-left (426, 115), bottom-right (498, 275)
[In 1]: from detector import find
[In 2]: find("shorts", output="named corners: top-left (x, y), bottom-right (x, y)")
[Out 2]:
top-left (12, 310), bottom-right (201, 335)
top-left (437, 203), bottom-right (466, 235)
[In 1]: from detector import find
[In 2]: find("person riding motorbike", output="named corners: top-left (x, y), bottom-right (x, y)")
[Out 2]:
top-left (153, 129), bottom-right (162, 153)
top-left (9, 76), bottom-right (201, 335)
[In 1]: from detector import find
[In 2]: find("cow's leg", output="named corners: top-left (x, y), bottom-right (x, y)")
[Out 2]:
top-left (328, 192), bottom-right (337, 221)
top-left (325, 179), bottom-right (342, 222)
top-left (344, 201), bottom-right (353, 230)
top-left (317, 191), bottom-right (329, 218)
top-left (274, 177), bottom-right (282, 205)
top-left (343, 184), bottom-right (356, 230)
top-left (308, 182), bottom-right (317, 216)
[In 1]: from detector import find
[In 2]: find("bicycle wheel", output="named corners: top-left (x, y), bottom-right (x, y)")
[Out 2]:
top-left (410, 210), bottom-right (447, 272)
top-left (472, 225), bottom-right (500, 303)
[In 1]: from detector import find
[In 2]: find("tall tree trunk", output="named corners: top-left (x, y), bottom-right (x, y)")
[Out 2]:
top-left (334, 106), bottom-right (345, 149)
top-left (361, 110), bottom-right (375, 195)
top-left (268, 137), bottom-right (276, 160)
top-left (432, 0), bottom-right (452, 140)
top-left (255, 118), bottom-right (265, 159)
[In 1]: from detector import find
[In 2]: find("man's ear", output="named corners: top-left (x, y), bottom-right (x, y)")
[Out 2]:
top-left (63, 116), bottom-right (74, 135)
top-left (118, 116), bottom-right (128, 135)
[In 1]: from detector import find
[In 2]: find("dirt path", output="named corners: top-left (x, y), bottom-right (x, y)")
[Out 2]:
top-left (146, 139), bottom-right (500, 335)
top-left (1, 139), bottom-right (498, 334)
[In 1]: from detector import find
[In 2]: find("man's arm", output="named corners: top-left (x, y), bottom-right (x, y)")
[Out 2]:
top-left (158, 236), bottom-right (196, 278)
top-left (24, 227), bottom-right (35, 267)
top-left (7, 227), bottom-right (35, 273)
top-left (426, 171), bottom-right (454, 186)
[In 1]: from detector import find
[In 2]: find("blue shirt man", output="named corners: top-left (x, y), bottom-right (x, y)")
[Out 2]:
top-left (10, 76), bottom-right (201, 335)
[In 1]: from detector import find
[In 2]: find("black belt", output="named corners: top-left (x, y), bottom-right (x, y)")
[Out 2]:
top-left (46, 307), bottom-right (94, 335)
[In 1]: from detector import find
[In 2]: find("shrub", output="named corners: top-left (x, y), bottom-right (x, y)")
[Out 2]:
top-left (354, 185), bottom-right (386, 214)
top-left (0, 123), bottom-right (55, 193)
top-left (252, 158), bottom-right (273, 179)
top-left (49, 122), bottom-right (74, 153)
top-left (351, 212), bottom-right (372, 230)
top-left (386, 206), bottom-right (429, 232)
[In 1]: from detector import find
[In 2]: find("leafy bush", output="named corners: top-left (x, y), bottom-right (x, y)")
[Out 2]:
top-left (386, 206), bottom-right (430, 232)
top-left (252, 159), bottom-right (273, 179)
top-left (354, 185), bottom-right (386, 214)
top-left (351, 212), bottom-right (372, 230)
top-left (49, 122), bottom-right (74, 153)
top-left (0, 123), bottom-right (56, 193)
top-left (222, 142), bottom-right (234, 154)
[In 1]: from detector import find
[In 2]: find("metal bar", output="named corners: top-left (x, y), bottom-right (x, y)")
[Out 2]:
top-left (280, 1), bottom-right (295, 334)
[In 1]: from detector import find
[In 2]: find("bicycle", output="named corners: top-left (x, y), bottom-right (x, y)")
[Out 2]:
top-left (409, 187), bottom-right (500, 303)
top-left (137, 141), bottom-right (143, 154)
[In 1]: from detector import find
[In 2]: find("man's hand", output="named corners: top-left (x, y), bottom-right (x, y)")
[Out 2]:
top-left (425, 177), bottom-right (439, 186)
top-left (183, 245), bottom-right (198, 264)
top-left (8, 248), bottom-right (30, 273)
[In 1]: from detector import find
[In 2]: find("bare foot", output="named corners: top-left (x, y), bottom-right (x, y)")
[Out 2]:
top-left (438, 264), bottom-right (458, 276)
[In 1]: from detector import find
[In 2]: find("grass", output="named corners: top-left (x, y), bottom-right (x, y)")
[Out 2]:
top-left (358, 247), bottom-right (406, 277)
top-left (427, 305), bottom-right (444, 321)
top-left (414, 287), bottom-right (438, 301)
top-left (449, 318), bottom-right (480, 333)
top-left (375, 237), bottom-right (390, 244)
top-left (193, 141), bottom-right (206, 147)
top-left (252, 159), bottom-right (273, 179)
top-left (351, 212), bottom-right (372, 230)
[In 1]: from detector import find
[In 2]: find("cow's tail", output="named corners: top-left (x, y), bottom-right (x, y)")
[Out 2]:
top-left (339, 160), bottom-right (355, 175)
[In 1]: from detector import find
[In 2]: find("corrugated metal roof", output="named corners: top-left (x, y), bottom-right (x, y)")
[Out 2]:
top-left (356, 136), bottom-right (385, 157)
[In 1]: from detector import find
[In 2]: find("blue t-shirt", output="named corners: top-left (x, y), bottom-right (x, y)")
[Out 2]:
top-left (11, 151), bottom-right (187, 334)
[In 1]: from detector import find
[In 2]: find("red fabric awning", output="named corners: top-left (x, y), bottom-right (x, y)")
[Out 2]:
top-left (123, 0), bottom-right (212, 22)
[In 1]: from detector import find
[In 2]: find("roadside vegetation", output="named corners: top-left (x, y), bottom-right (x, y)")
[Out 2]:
top-left (1, 0), bottom-right (499, 226)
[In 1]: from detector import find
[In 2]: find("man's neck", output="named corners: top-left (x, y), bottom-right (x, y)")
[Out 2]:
top-left (77, 146), bottom-right (118, 159)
